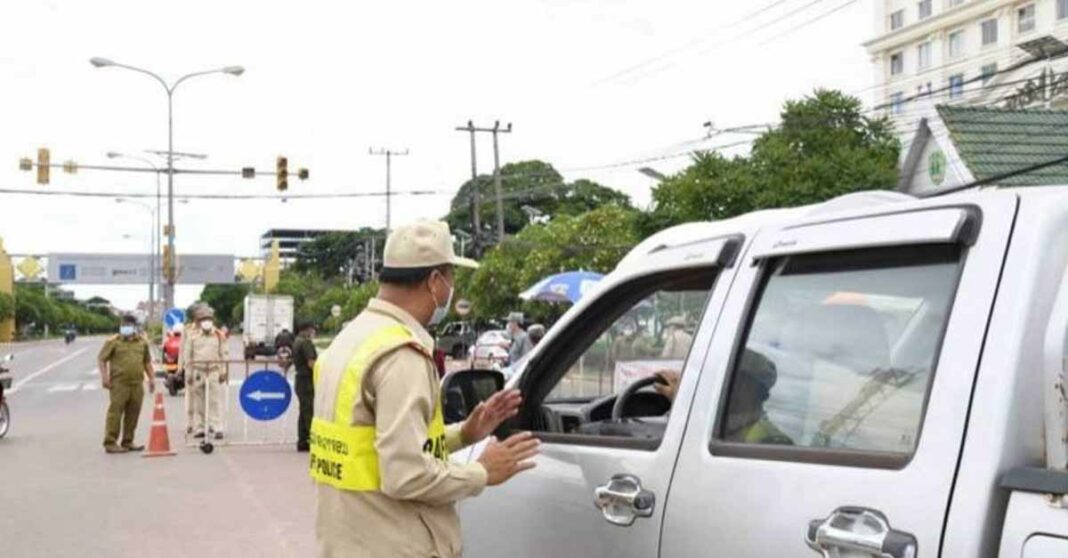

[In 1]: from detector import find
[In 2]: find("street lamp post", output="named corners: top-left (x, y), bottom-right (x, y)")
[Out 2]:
top-left (91, 57), bottom-right (244, 310)
top-left (110, 153), bottom-right (161, 322)
top-left (116, 198), bottom-right (158, 325)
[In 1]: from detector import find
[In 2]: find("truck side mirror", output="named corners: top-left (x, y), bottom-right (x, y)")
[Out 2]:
top-left (441, 369), bottom-right (505, 424)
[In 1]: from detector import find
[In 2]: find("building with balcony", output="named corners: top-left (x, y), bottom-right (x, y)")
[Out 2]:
top-left (865, 0), bottom-right (1068, 135)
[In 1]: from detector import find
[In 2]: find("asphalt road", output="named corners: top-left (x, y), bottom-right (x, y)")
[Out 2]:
top-left (0, 336), bottom-right (315, 557)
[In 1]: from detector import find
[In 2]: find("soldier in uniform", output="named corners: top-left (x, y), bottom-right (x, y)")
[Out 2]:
top-left (98, 314), bottom-right (155, 454)
top-left (311, 220), bottom-right (539, 558)
top-left (182, 305), bottom-right (230, 439)
top-left (291, 320), bottom-right (318, 452)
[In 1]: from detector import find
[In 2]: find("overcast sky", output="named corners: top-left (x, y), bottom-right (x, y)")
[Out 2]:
top-left (0, 0), bottom-right (875, 310)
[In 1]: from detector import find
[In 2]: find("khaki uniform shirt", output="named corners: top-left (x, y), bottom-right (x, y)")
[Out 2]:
top-left (98, 335), bottom-right (151, 383)
top-left (314, 298), bottom-right (487, 558)
top-left (181, 328), bottom-right (229, 372)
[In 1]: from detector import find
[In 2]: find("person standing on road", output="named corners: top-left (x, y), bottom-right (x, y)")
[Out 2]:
top-left (311, 220), bottom-right (539, 558)
top-left (182, 305), bottom-right (229, 440)
top-left (97, 314), bottom-right (155, 454)
top-left (292, 320), bottom-right (318, 452)
top-left (506, 312), bottom-right (533, 365)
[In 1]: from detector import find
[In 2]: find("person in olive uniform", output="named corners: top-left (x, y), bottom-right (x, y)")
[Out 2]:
top-left (98, 315), bottom-right (155, 454)
top-left (292, 320), bottom-right (318, 452)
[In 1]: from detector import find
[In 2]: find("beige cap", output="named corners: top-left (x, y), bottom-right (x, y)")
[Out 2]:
top-left (380, 220), bottom-right (479, 278)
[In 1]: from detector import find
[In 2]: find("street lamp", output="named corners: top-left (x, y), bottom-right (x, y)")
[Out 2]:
top-left (91, 57), bottom-right (244, 311)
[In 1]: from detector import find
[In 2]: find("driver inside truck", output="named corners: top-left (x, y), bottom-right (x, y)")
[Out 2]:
top-left (655, 349), bottom-right (792, 445)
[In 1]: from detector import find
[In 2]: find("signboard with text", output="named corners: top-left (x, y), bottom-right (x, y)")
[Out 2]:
top-left (47, 253), bottom-right (234, 285)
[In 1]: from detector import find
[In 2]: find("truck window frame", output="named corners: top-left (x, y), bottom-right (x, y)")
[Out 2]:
top-left (708, 243), bottom-right (968, 469)
top-left (516, 265), bottom-right (722, 451)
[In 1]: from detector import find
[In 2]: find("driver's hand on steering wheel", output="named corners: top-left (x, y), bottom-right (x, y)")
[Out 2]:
top-left (654, 370), bottom-right (681, 402)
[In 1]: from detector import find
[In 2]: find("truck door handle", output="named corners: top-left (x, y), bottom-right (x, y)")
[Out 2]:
top-left (806, 506), bottom-right (918, 558)
top-left (593, 474), bottom-right (655, 527)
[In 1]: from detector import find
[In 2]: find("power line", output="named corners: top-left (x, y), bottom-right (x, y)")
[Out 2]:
top-left (600, 0), bottom-right (843, 85)
top-left (0, 187), bottom-right (447, 200)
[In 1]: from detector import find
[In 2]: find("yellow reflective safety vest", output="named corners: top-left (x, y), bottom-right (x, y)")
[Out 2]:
top-left (309, 324), bottom-right (448, 491)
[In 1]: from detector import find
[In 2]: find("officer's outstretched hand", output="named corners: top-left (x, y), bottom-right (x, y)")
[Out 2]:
top-left (478, 431), bottom-right (539, 486)
top-left (461, 389), bottom-right (522, 445)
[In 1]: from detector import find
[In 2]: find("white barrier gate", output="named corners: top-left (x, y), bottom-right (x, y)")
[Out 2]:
top-left (182, 359), bottom-right (298, 448)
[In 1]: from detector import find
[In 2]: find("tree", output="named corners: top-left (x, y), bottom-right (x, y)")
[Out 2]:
top-left (645, 89), bottom-right (899, 234)
top-left (0, 292), bottom-right (14, 320)
top-left (462, 204), bottom-right (639, 321)
top-left (446, 160), bottom-right (631, 249)
top-left (198, 284), bottom-right (251, 327)
top-left (292, 228), bottom-right (381, 281)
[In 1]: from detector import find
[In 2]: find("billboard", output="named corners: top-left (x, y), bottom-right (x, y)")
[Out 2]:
top-left (47, 253), bottom-right (234, 285)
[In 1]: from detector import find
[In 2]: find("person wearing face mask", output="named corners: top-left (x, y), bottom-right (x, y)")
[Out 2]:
top-left (97, 315), bottom-right (155, 454)
top-left (182, 304), bottom-right (230, 440)
top-left (311, 220), bottom-right (539, 558)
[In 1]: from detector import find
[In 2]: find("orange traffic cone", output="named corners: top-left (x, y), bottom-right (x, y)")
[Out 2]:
top-left (143, 392), bottom-right (176, 458)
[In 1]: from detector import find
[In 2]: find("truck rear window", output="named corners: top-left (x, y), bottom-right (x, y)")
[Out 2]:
top-left (714, 244), bottom-right (962, 457)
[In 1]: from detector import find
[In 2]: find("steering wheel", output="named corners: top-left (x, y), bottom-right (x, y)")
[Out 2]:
top-left (611, 375), bottom-right (666, 421)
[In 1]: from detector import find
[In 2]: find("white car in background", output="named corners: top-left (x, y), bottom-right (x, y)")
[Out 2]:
top-left (468, 330), bottom-right (511, 369)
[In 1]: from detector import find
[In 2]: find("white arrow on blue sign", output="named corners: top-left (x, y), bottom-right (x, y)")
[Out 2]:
top-left (164, 308), bottom-right (186, 330)
top-left (239, 369), bottom-right (292, 421)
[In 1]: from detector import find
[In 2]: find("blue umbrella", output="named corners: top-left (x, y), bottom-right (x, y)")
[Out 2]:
top-left (519, 271), bottom-right (604, 304)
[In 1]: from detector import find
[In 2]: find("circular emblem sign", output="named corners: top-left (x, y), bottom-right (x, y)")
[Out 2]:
top-left (455, 299), bottom-right (472, 317)
top-left (928, 150), bottom-right (946, 186)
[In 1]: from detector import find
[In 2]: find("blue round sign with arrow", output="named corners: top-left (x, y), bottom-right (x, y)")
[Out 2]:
top-left (239, 369), bottom-right (292, 421)
top-left (164, 308), bottom-right (186, 331)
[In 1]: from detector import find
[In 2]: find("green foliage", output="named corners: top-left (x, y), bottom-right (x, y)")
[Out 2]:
top-left (0, 292), bottom-right (13, 320)
top-left (13, 284), bottom-right (119, 336)
top-left (292, 228), bottom-right (381, 281)
top-left (446, 160), bottom-right (631, 251)
top-left (342, 280), bottom-right (379, 323)
top-left (464, 205), bottom-right (639, 321)
top-left (645, 89), bottom-right (899, 235)
top-left (198, 284), bottom-right (251, 327)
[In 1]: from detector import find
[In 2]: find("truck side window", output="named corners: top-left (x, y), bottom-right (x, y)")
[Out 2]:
top-left (520, 268), bottom-right (717, 445)
top-left (714, 245), bottom-right (962, 457)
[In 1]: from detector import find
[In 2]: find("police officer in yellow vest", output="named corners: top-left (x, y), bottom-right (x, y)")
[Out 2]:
top-left (98, 314), bottom-right (155, 454)
top-left (311, 220), bottom-right (539, 558)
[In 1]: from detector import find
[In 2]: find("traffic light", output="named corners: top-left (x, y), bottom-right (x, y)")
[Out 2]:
top-left (276, 156), bottom-right (288, 192)
top-left (298, 168), bottom-right (309, 180)
top-left (36, 148), bottom-right (50, 185)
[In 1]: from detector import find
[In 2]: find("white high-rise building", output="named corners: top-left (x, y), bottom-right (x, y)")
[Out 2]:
top-left (865, 0), bottom-right (1068, 132)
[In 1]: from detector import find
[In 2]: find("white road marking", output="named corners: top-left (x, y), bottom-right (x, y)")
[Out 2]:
top-left (10, 347), bottom-right (89, 393)
top-left (86, 368), bottom-right (100, 377)
top-left (82, 383), bottom-right (99, 391)
top-left (47, 383), bottom-right (80, 393)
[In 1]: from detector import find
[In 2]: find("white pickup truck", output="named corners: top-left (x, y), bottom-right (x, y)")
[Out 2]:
top-left (443, 187), bottom-right (1068, 557)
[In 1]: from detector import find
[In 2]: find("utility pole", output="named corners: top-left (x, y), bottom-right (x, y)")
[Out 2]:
top-left (454, 120), bottom-right (512, 257)
top-left (490, 121), bottom-right (513, 242)
top-left (369, 148), bottom-right (409, 235)
top-left (456, 121), bottom-right (482, 258)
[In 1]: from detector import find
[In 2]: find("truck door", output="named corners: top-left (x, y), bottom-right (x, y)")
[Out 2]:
top-left (661, 197), bottom-right (1017, 557)
top-left (460, 235), bottom-right (744, 558)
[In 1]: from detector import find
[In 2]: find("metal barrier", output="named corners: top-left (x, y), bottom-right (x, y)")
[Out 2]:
top-left (182, 358), bottom-right (296, 449)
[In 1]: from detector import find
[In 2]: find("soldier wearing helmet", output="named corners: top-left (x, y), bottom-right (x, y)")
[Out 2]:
top-left (723, 349), bottom-right (792, 445)
top-left (181, 303), bottom-right (229, 439)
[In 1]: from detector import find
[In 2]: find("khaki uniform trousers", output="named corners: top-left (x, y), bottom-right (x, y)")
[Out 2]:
top-left (104, 380), bottom-right (144, 447)
top-left (190, 367), bottom-right (224, 433)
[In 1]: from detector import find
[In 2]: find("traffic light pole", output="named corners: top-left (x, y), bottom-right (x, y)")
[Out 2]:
top-left (369, 148), bottom-right (409, 235)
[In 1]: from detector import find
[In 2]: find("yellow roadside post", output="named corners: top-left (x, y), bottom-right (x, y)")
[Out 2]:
top-left (0, 237), bottom-right (15, 342)
top-left (263, 240), bottom-right (281, 294)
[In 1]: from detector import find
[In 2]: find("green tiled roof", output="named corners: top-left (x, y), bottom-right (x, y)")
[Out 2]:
top-left (937, 105), bottom-right (1068, 186)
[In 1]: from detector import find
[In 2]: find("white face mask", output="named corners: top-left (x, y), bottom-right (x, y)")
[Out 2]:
top-left (119, 325), bottom-right (136, 337)
top-left (200, 320), bottom-right (214, 332)
top-left (428, 274), bottom-right (453, 327)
